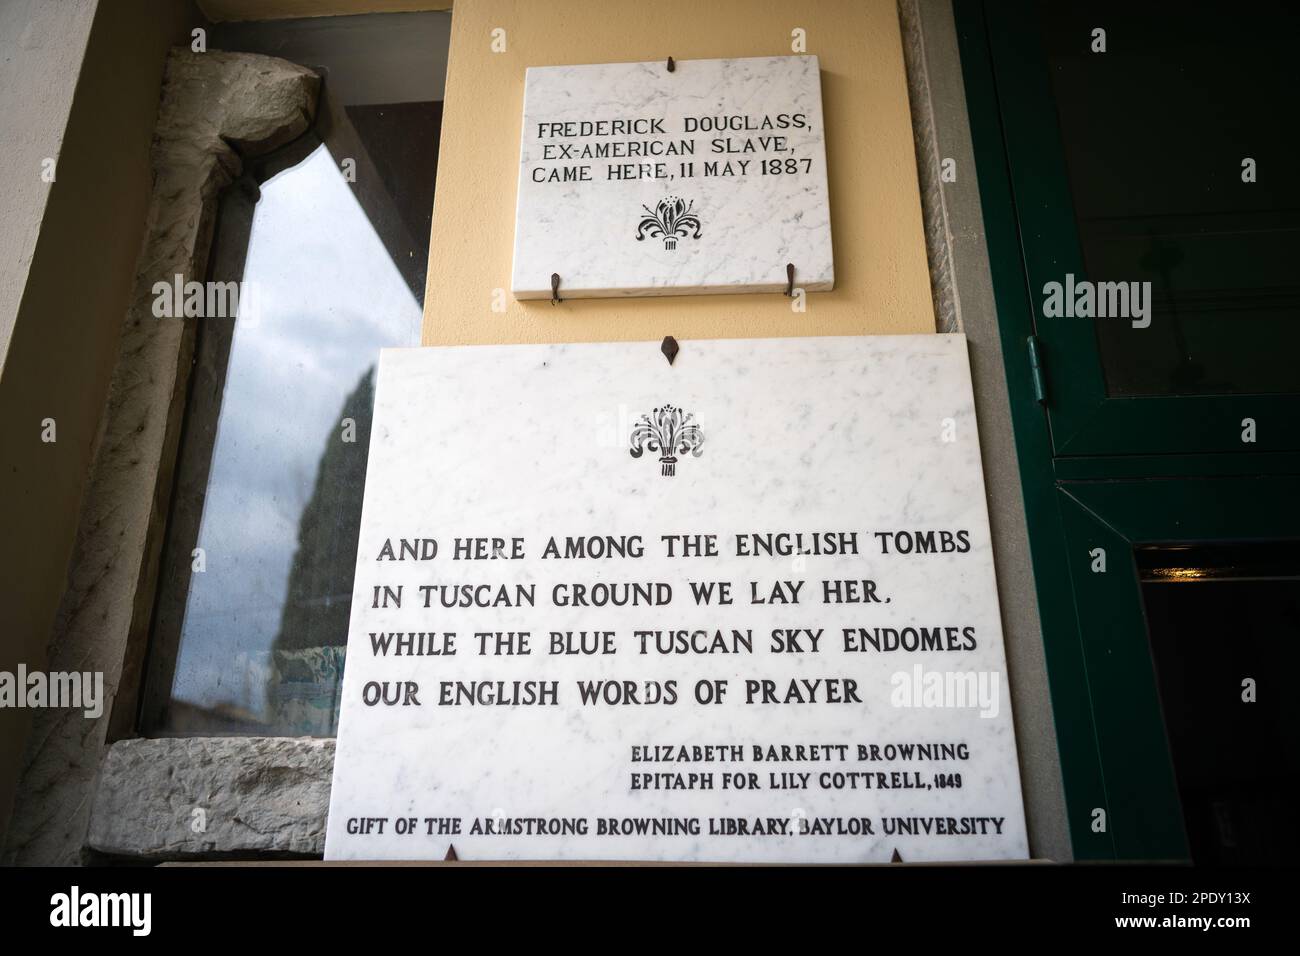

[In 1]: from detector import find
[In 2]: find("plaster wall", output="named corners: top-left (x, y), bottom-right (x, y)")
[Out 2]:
top-left (423, 0), bottom-right (936, 346)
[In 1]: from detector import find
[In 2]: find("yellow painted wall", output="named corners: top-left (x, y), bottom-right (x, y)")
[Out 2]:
top-left (423, 0), bottom-right (934, 345)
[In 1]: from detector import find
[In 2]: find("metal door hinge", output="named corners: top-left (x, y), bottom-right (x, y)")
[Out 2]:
top-left (1026, 335), bottom-right (1047, 405)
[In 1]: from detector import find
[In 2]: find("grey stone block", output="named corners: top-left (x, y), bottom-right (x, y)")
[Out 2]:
top-left (87, 737), bottom-right (333, 860)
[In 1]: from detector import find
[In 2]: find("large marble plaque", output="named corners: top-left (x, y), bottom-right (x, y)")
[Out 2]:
top-left (325, 335), bottom-right (1028, 862)
top-left (510, 55), bottom-right (834, 299)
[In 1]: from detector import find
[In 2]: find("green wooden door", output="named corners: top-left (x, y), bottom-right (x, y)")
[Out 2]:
top-left (975, 0), bottom-right (1300, 458)
top-left (956, 0), bottom-right (1300, 861)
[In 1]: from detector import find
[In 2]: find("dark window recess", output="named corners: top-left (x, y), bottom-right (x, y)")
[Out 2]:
top-left (139, 13), bottom-right (448, 736)
top-left (1040, 2), bottom-right (1300, 397)
top-left (1137, 543), bottom-right (1300, 864)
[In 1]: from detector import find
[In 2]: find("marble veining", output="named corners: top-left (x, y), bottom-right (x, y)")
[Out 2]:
top-left (511, 56), bottom-right (834, 299)
top-left (325, 335), bottom-right (1028, 862)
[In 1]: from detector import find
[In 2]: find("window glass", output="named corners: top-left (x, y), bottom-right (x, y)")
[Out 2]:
top-left (141, 12), bottom-right (448, 735)
top-left (1040, 2), bottom-right (1300, 396)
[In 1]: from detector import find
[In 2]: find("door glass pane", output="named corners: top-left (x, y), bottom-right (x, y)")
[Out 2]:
top-left (1039, 3), bottom-right (1300, 396)
top-left (1138, 543), bottom-right (1300, 864)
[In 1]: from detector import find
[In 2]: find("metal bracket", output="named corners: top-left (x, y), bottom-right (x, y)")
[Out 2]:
top-left (784, 263), bottom-right (795, 296)
top-left (550, 273), bottom-right (562, 305)
top-left (667, 56), bottom-right (675, 72)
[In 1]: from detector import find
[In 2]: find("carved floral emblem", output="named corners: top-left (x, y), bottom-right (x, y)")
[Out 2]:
top-left (636, 197), bottom-right (702, 250)
top-left (629, 405), bottom-right (704, 477)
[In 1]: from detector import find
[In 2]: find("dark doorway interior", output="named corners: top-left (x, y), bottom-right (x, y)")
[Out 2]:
top-left (1138, 543), bottom-right (1300, 864)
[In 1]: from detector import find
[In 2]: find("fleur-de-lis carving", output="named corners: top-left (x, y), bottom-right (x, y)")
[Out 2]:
top-left (636, 196), bottom-right (702, 250)
top-left (629, 405), bottom-right (704, 477)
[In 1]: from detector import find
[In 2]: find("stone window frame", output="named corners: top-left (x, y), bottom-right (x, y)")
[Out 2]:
top-left (5, 48), bottom-right (323, 864)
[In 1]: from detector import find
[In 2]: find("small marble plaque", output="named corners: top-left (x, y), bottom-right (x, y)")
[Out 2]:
top-left (510, 55), bottom-right (834, 299)
top-left (325, 335), bottom-right (1028, 862)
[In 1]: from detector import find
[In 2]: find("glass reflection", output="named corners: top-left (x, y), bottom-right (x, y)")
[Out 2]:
top-left (141, 12), bottom-right (446, 736)
top-left (146, 138), bottom-right (427, 734)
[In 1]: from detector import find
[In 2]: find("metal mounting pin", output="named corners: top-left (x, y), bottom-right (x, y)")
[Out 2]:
top-left (661, 335), bottom-right (679, 365)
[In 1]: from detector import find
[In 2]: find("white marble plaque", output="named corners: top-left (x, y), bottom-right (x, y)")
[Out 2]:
top-left (510, 55), bottom-right (834, 299)
top-left (325, 334), bottom-right (1028, 862)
